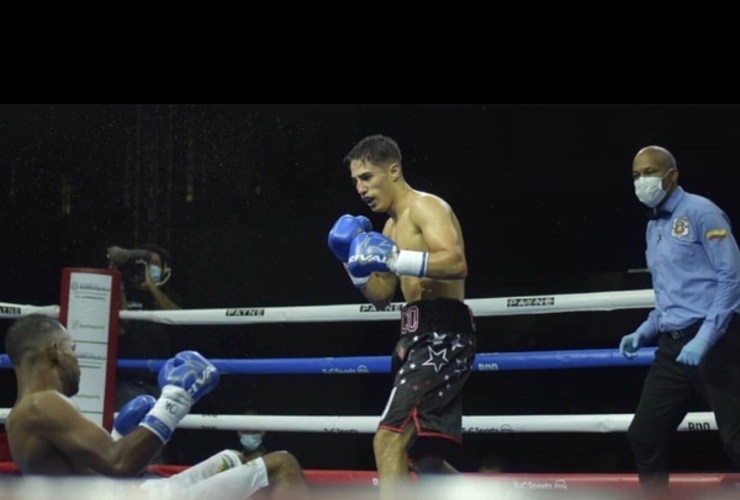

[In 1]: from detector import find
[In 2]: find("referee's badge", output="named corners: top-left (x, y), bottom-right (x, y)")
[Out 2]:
top-left (671, 216), bottom-right (690, 238)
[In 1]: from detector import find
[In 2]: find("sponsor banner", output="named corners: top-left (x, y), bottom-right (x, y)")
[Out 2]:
top-left (465, 424), bottom-right (514, 433)
top-left (0, 305), bottom-right (21, 316)
top-left (506, 297), bottom-right (555, 308)
top-left (359, 303), bottom-right (404, 313)
top-left (61, 269), bottom-right (118, 428)
top-left (513, 479), bottom-right (568, 490)
top-left (321, 365), bottom-right (370, 374)
top-left (225, 308), bottom-right (266, 317)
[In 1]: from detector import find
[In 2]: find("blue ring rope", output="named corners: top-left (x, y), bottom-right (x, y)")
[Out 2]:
top-left (0, 348), bottom-right (656, 373)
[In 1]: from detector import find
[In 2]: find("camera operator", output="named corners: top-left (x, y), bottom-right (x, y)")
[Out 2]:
top-left (108, 243), bottom-right (182, 466)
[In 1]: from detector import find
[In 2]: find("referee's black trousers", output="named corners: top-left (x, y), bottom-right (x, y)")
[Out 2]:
top-left (627, 317), bottom-right (740, 490)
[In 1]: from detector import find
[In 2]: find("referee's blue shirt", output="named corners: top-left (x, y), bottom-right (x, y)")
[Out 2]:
top-left (636, 186), bottom-right (740, 345)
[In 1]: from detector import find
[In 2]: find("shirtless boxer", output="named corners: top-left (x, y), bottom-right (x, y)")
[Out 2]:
top-left (4, 314), bottom-right (308, 499)
top-left (328, 134), bottom-right (477, 498)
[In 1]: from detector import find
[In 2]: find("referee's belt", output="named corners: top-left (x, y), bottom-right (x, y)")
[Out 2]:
top-left (664, 322), bottom-right (701, 340)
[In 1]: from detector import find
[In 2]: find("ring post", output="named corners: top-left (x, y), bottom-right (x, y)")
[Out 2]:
top-left (59, 268), bottom-right (120, 431)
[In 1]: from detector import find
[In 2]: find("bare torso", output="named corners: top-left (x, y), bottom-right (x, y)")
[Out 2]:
top-left (384, 192), bottom-right (465, 303)
top-left (6, 391), bottom-right (96, 475)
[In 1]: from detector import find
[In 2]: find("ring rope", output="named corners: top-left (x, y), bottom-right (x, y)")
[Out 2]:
top-left (0, 410), bottom-right (717, 432)
top-left (0, 289), bottom-right (656, 323)
top-left (0, 348), bottom-right (657, 373)
top-left (0, 290), bottom-right (673, 438)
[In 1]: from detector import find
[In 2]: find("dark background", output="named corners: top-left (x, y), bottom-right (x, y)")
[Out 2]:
top-left (1, 104), bottom-right (738, 474)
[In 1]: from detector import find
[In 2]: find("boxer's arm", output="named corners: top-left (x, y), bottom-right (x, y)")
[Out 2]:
top-left (138, 260), bottom-right (181, 310)
top-left (118, 287), bottom-right (129, 336)
top-left (357, 271), bottom-right (398, 310)
top-left (148, 285), bottom-right (181, 310)
top-left (31, 391), bottom-right (161, 477)
top-left (409, 196), bottom-right (467, 279)
top-left (119, 287), bottom-right (128, 311)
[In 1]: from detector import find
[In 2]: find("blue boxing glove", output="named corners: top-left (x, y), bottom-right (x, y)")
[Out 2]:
top-left (328, 214), bottom-right (373, 289)
top-left (139, 350), bottom-right (220, 444)
top-left (156, 350), bottom-right (220, 402)
top-left (328, 214), bottom-right (372, 263)
top-left (676, 337), bottom-right (711, 366)
top-left (348, 232), bottom-right (429, 278)
top-left (112, 394), bottom-right (156, 441)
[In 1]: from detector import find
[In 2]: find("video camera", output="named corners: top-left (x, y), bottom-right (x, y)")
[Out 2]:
top-left (106, 246), bottom-right (154, 288)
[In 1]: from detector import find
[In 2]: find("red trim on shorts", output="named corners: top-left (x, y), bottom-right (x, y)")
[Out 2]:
top-left (377, 411), bottom-right (414, 433)
top-left (377, 408), bottom-right (462, 445)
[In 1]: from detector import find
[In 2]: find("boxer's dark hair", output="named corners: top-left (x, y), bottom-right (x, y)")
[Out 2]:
top-left (343, 134), bottom-right (402, 169)
top-left (5, 314), bottom-right (64, 366)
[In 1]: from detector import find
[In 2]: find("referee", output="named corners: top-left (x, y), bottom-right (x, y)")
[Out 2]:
top-left (619, 145), bottom-right (740, 491)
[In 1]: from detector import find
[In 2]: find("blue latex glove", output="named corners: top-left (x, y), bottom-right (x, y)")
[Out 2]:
top-left (675, 337), bottom-right (711, 366)
top-left (619, 332), bottom-right (646, 359)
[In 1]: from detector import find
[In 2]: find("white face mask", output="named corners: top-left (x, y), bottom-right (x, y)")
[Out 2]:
top-left (239, 433), bottom-right (263, 452)
top-left (634, 169), bottom-right (674, 208)
top-left (149, 265), bottom-right (162, 284)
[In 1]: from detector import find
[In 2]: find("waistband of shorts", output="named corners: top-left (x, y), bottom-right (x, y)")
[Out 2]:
top-left (401, 298), bottom-right (476, 335)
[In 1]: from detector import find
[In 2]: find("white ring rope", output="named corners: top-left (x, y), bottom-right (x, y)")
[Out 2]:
top-left (0, 289), bottom-right (667, 437)
top-left (0, 409), bottom-right (717, 433)
top-left (0, 289), bottom-right (656, 323)
top-left (0, 303), bottom-right (59, 319)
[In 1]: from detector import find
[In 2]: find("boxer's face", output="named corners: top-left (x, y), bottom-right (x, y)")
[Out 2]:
top-left (55, 329), bottom-right (81, 396)
top-left (350, 160), bottom-right (396, 213)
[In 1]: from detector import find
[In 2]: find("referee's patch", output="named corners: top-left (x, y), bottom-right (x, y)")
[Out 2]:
top-left (671, 216), bottom-right (690, 238)
top-left (706, 229), bottom-right (728, 242)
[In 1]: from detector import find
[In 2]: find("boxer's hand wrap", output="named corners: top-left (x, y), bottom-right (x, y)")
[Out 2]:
top-left (388, 249), bottom-right (429, 278)
top-left (140, 385), bottom-right (194, 444)
top-left (348, 232), bottom-right (428, 278)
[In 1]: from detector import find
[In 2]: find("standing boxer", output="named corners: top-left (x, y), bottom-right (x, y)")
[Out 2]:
top-left (328, 134), bottom-right (477, 499)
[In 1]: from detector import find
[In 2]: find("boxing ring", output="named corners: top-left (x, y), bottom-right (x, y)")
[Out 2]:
top-left (2, 288), bottom-right (740, 498)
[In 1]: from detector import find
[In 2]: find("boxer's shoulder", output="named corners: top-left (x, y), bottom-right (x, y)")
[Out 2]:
top-left (13, 390), bottom-right (78, 423)
top-left (412, 191), bottom-right (450, 207)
